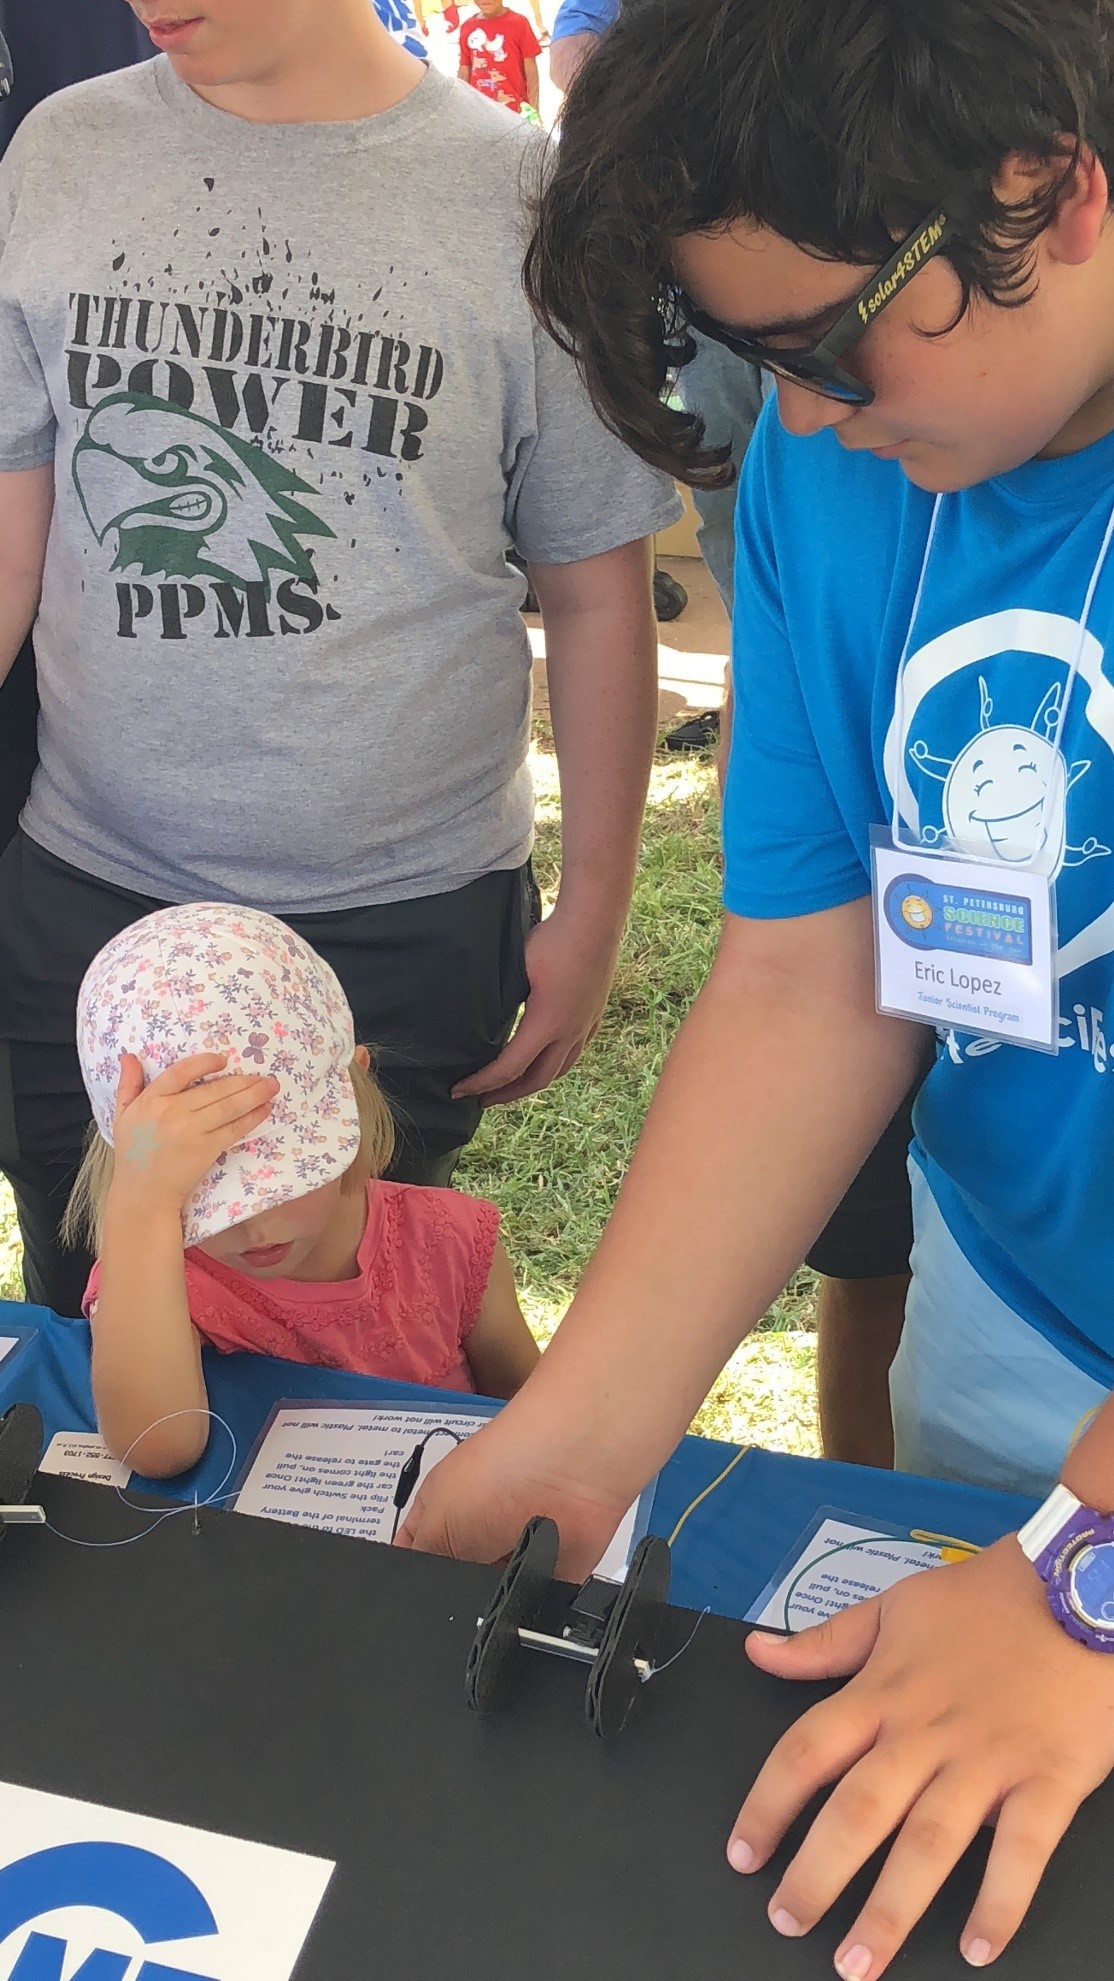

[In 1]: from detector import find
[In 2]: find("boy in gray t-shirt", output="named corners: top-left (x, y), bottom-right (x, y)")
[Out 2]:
top-left (0, 0), bottom-right (679, 1314)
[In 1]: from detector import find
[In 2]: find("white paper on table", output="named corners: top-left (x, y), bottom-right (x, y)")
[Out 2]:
top-left (593, 1501), bottom-right (644, 1585)
top-left (0, 1779), bottom-right (333, 1981)
top-left (233, 1402), bottom-right (649, 1584)
top-left (746, 1513), bottom-right (951, 1633)
top-left (41, 1431), bottom-right (131, 1489)
top-left (0, 1337), bottom-right (20, 1368)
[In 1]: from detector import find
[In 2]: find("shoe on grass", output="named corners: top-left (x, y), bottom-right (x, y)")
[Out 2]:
top-left (664, 708), bottom-right (721, 752)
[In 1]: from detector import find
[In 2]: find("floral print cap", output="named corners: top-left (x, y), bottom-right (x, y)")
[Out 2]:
top-left (76, 902), bottom-right (362, 1246)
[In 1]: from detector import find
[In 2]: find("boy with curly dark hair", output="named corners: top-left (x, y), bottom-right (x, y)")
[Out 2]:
top-left (405, 2), bottom-right (1114, 1972)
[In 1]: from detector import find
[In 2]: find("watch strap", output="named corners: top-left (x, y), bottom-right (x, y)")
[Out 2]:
top-left (1017, 1483), bottom-right (1082, 1567)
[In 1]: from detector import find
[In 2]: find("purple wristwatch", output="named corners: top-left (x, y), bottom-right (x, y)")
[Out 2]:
top-left (1018, 1484), bottom-right (1114, 1652)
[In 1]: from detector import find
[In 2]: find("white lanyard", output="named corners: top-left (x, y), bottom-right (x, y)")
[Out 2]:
top-left (890, 489), bottom-right (1114, 858)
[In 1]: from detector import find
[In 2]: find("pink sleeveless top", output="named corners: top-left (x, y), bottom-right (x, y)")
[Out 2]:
top-left (84, 1181), bottom-right (499, 1393)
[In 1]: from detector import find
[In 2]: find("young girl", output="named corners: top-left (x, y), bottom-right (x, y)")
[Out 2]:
top-left (65, 902), bottom-right (539, 1479)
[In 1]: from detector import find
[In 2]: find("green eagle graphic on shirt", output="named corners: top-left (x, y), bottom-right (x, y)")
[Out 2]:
top-left (72, 392), bottom-right (335, 594)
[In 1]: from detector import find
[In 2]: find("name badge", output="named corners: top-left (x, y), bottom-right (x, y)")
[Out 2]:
top-left (870, 828), bottom-right (1058, 1052)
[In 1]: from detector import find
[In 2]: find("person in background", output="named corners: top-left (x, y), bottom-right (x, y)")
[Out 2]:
top-left (0, 0), bottom-right (153, 858)
top-left (0, 0), bottom-right (677, 1320)
top-left (547, 0), bottom-right (916, 1472)
top-left (412, 0), bottom-right (462, 37)
top-left (545, 0), bottom-right (606, 90)
top-left (458, 0), bottom-right (540, 115)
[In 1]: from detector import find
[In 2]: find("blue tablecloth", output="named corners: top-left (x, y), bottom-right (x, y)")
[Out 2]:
top-left (0, 1302), bottom-right (1038, 1621)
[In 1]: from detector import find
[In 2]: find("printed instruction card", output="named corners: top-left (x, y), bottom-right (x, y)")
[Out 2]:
top-left (746, 1508), bottom-right (969, 1633)
top-left (233, 1399), bottom-right (650, 1583)
top-left (41, 1430), bottom-right (131, 1489)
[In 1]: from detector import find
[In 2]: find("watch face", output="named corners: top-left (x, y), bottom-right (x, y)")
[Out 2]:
top-left (1067, 1539), bottom-right (1114, 1632)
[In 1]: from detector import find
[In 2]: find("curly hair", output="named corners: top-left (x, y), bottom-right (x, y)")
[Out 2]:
top-left (524, 0), bottom-right (1114, 486)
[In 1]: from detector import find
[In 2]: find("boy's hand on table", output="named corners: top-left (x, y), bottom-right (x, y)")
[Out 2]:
top-left (731, 1535), bottom-right (1114, 1977)
top-left (395, 1416), bottom-right (629, 1577)
top-left (453, 900), bottom-right (619, 1108)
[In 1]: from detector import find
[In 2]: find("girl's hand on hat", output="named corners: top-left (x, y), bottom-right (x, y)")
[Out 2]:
top-left (109, 1051), bottom-right (279, 1215)
top-left (728, 1534), bottom-right (1114, 1977)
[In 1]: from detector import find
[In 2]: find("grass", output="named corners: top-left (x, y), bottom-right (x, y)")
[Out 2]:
top-left (0, 724), bottom-right (819, 1457)
top-left (456, 724), bottom-right (820, 1456)
top-left (0, 1200), bottom-right (20, 1306)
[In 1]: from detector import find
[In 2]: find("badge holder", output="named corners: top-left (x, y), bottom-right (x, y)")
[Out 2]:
top-left (870, 824), bottom-right (1059, 1055)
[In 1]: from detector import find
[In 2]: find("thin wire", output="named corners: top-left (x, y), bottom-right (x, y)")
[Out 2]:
top-left (43, 1409), bottom-right (238, 1550)
top-left (389, 1426), bottom-right (466, 1543)
top-left (646, 1606), bottom-right (711, 1680)
top-left (667, 1445), bottom-right (749, 1547)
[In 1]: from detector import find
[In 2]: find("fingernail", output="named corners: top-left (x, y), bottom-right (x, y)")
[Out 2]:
top-left (727, 1838), bottom-right (755, 1873)
top-left (770, 1908), bottom-right (804, 1938)
top-left (835, 1946), bottom-right (873, 1980)
top-left (964, 1940), bottom-right (993, 1968)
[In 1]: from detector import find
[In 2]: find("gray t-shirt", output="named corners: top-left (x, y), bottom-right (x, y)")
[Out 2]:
top-left (0, 59), bottom-right (678, 911)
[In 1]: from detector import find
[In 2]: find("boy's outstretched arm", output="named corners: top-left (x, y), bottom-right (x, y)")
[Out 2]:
top-left (455, 537), bottom-right (657, 1108)
top-left (405, 893), bottom-right (923, 1564)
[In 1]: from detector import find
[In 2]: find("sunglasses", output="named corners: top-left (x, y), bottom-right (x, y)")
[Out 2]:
top-left (676, 209), bottom-right (953, 407)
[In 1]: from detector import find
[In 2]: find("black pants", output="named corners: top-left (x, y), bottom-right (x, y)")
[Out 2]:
top-left (806, 1088), bottom-right (918, 1282)
top-left (0, 638), bottom-right (37, 856)
top-left (0, 832), bottom-right (536, 1317)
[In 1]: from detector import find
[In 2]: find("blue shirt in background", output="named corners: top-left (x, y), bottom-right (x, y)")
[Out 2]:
top-left (551, 0), bottom-right (618, 40)
top-left (371, 0), bottom-right (427, 62)
top-left (723, 401), bottom-right (1114, 1383)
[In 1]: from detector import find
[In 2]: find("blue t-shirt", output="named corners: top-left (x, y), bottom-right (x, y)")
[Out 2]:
top-left (371, 0), bottom-right (427, 62)
top-left (723, 402), bottom-right (1114, 1383)
top-left (551, 0), bottom-right (618, 40)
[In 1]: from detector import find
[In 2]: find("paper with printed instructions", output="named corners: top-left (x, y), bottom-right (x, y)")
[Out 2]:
top-left (233, 1401), bottom-right (649, 1583)
top-left (41, 1431), bottom-right (131, 1489)
top-left (746, 1510), bottom-right (965, 1633)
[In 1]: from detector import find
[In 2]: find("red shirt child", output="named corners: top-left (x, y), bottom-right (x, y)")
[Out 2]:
top-left (458, 2), bottom-right (541, 114)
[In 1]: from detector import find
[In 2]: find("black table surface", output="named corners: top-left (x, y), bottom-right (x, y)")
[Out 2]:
top-left (0, 1477), bottom-right (1105, 1979)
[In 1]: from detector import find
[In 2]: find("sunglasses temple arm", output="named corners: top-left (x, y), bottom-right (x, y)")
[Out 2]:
top-left (813, 214), bottom-right (954, 366)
